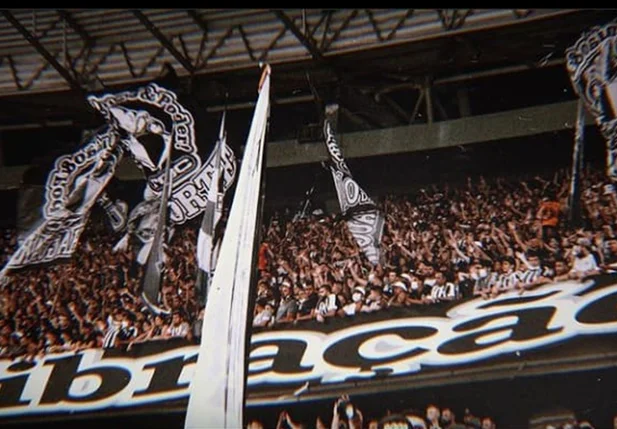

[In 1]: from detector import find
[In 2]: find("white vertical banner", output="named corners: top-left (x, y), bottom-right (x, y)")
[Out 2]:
top-left (184, 65), bottom-right (271, 429)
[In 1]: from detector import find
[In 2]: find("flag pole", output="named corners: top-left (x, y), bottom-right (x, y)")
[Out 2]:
top-left (567, 97), bottom-right (586, 228)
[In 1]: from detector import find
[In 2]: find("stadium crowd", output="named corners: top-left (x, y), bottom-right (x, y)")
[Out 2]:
top-left (252, 166), bottom-right (617, 329)
top-left (244, 394), bottom-right (604, 429)
top-left (0, 218), bottom-right (203, 360)
top-left (0, 163), bottom-right (616, 359)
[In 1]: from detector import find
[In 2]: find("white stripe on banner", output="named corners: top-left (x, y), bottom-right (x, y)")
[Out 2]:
top-left (184, 65), bottom-right (271, 429)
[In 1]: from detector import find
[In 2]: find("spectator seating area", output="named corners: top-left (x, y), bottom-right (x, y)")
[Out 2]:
top-left (0, 163), bottom-right (616, 361)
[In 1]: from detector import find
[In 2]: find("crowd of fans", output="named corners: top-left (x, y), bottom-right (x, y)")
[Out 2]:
top-left (252, 166), bottom-right (617, 329)
top-left (245, 394), bottom-right (605, 429)
top-left (0, 162), bottom-right (616, 359)
top-left (0, 216), bottom-right (203, 361)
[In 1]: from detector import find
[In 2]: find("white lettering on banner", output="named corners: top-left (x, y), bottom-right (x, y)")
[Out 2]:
top-left (87, 84), bottom-right (237, 225)
top-left (1, 279), bottom-right (617, 417)
top-left (566, 21), bottom-right (617, 181)
top-left (44, 130), bottom-right (116, 219)
top-left (5, 128), bottom-right (121, 270)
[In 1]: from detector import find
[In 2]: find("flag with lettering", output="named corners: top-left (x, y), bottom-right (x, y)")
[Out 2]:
top-left (323, 103), bottom-right (384, 266)
top-left (566, 19), bottom-right (617, 184)
top-left (0, 127), bottom-right (122, 278)
top-left (195, 111), bottom-right (227, 304)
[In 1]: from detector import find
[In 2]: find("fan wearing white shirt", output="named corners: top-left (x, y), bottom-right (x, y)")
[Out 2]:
top-left (569, 241), bottom-right (601, 280)
top-left (315, 284), bottom-right (339, 322)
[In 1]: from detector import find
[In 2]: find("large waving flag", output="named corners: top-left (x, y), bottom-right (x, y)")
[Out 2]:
top-left (185, 64), bottom-right (271, 429)
top-left (195, 111), bottom-right (227, 305)
top-left (0, 128), bottom-right (122, 282)
top-left (566, 19), bottom-right (617, 185)
top-left (323, 103), bottom-right (385, 266)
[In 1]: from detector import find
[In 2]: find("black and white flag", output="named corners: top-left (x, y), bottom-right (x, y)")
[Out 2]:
top-left (566, 20), bottom-right (617, 185)
top-left (323, 103), bottom-right (384, 266)
top-left (1, 127), bottom-right (122, 278)
top-left (87, 83), bottom-right (237, 226)
top-left (195, 111), bottom-right (227, 304)
top-left (140, 147), bottom-right (173, 315)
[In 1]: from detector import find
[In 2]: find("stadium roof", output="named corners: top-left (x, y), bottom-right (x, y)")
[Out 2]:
top-left (0, 9), bottom-right (615, 139)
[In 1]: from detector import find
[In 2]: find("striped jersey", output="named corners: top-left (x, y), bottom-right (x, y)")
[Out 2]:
top-left (496, 270), bottom-right (520, 291)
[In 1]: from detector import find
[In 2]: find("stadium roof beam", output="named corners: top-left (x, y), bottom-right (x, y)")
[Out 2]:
top-left (131, 10), bottom-right (195, 75)
top-left (1, 10), bottom-right (84, 93)
top-left (56, 10), bottom-right (95, 48)
top-left (272, 10), bottom-right (325, 62)
top-left (187, 10), bottom-right (208, 33)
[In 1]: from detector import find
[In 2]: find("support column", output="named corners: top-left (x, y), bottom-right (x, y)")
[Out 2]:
top-left (425, 76), bottom-right (434, 124)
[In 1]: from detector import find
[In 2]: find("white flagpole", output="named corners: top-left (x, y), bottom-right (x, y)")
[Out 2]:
top-left (185, 64), bottom-right (271, 429)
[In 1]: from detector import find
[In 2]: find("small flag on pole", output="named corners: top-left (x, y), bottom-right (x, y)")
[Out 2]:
top-left (196, 111), bottom-right (226, 305)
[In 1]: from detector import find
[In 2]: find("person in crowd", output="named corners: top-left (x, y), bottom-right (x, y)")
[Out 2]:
top-left (568, 239), bottom-right (601, 280)
top-left (163, 310), bottom-right (190, 339)
top-left (338, 286), bottom-right (365, 317)
top-left (191, 307), bottom-right (205, 343)
top-left (439, 408), bottom-right (466, 429)
top-left (603, 238), bottom-right (617, 268)
top-left (275, 410), bottom-right (305, 429)
top-left (253, 299), bottom-right (275, 328)
top-left (331, 394), bottom-right (363, 429)
top-left (151, 313), bottom-right (167, 339)
top-left (315, 283), bottom-right (339, 323)
top-left (295, 283), bottom-right (318, 323)
top-left (387, 280), bottom-right (410, 308)
top-left (470, 260), bottom-right (493, 299)
top-left (424, 271), bottom-right (458, 304)
top-left (491, 257), bottom-right (520, 298)
top-left (246, 419), bottom-right (265, 429)
top-left (274, 281), bottom-right (298, 325)
top-left (115, 310), bottom-right (138, 350)
top-left (537, 191), bottom-right (562, 241)
top-left (361, 285), bottom-right (385, 314)
top-left (405, 273), bottom-right (426, 305)
top-left (515, 250), bottom-right (553, 294)
top-left (425, 404), bottom-right (441, 429)
top-left (127, 318), bottom-right (154, 350)
top-left (551, 258), bottom-right (571, 282)
top-left (102, 308), bottom-right (124, 349)
top-left (481, 416), bottom-right (496, 429)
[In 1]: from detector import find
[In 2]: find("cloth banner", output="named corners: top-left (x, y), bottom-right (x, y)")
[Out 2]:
top-left (195, 111), bottom-right (227, 305)
top-left (566, 20), bottom-right (617, 184)
top-left (323, 104), bottom-right (384, 266)
top-left (1, 127), bottom-right (121, 273)
top-left (140, 149), bottom-right (173, 315)
top-left (196, 112), bottom-right (226, 275)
